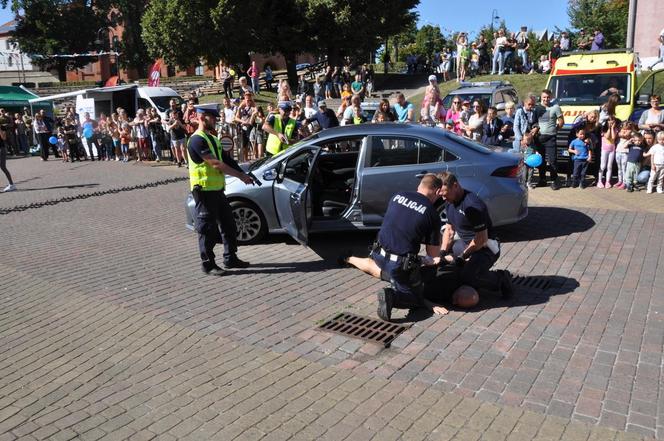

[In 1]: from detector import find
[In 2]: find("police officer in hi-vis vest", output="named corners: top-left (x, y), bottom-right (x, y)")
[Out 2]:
top-left (262, 101), bottom-right (300, 157)
top-left (188, 104), bottom-right (256, 276)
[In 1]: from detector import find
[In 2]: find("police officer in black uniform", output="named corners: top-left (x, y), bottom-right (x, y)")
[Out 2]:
top-left (188, 104), bottom-right (255, 275)
top-left (438, 172), bottom-right (513, 297)
top-left (344, 174), bottom-right (449, 320)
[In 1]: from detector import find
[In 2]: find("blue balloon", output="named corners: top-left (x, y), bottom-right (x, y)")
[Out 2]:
top-left (83, 128), bottom-right (94, 138)
top-left (48, 136), bottom-right (58, 145)
top-left (524, 153), bottom-right (543, 168)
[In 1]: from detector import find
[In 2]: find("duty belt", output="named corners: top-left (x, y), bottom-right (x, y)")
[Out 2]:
top-left (378, 247), bottom-right (404, 262)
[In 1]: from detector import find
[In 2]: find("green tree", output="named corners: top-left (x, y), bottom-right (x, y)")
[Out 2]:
top-left (413, 24), bottom-right (445, 58)
top-left (567, 0), bottom-right (628, 48)
top-left (111, 1), bottom-right (151, 78)
top-left (2, 0), bottom-right (108, 81)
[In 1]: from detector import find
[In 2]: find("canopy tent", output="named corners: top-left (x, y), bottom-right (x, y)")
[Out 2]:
top-left (0, 86), bottom-right (52, 114)
top-left (28, 84), bottom-right (139, 118)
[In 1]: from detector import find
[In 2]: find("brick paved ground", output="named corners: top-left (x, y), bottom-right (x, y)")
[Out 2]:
top-left (0, 156), bottom-right (662, 440)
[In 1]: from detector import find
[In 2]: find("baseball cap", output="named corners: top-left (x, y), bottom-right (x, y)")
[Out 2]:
top-left (194, 104), bottom-right (220, 117)
top-left (462, 99), bottom-right (470, 105)
top-left (318, 100), bottom-right (327, 108)
top-left (278, 101), bottom-right (293, 110)
top-left (428, 74), bottom-right (437, 82)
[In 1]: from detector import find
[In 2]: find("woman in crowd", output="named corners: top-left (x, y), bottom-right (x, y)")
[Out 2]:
top-left (456, 33), bottom-right (469, 82)
top-left (466, 100), bottom-right (486, 141)
top-left (336, 95), bottom-right (352, 125)
top-left (372, 99), bottom-right (396, 123)
top-left (599, 93), bottom-right (620, 124)
top-left (639, 95), bottom-right (664, 132)
top-left (250, 107), bottom-right (266, 159)
top-left (445, 97), bottom-right (464, 134)
top-left (278, 79), bottom-right (293, 103)
top-left (234, 91), bottom-right (257, 162)
top-left (132, 109), bottom-right (150, 162)
top-left (147, 108), bottom-right (163, 162)
top-left (492, 29), bottom-right (507, 75)
top-left (168, 109), bottom-right (187, 167)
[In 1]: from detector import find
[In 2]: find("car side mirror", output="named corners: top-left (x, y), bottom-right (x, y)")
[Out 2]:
top-left (637, 94), bottom-right (650, 106)
top-left (495, 103), bottom-right (506, 111)
top-left (263, 168), bottom-right (277, 181)
top-left (277, 161), bottom-right (287, 182)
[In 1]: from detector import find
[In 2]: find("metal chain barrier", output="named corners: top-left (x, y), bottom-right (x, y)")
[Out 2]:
top-left (0, 176), bottom-right (189, 215)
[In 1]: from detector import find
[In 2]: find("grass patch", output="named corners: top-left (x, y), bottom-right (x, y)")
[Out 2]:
top-left (199, 90), bottom-right (278, 108)
top-left (410, 73), bottom-right (549, 111)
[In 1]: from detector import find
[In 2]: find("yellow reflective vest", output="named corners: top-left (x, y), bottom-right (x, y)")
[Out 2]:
top-left (188, 130), bottom-right (225, 191)
top-left (265, 116), bottom-right (297, 156)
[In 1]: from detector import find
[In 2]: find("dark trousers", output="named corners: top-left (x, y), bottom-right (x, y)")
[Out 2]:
top-left (223, 80), bottom-right (233, 99)
top-left (537, 134), bottom-right (558, 182)
top-left (86, 136), bottom-right (101, 160)
top-left (371, 251), bottom-right (424, 309)
top-left (0, 145), bottom-right (12, 185)
top-left (571, 159), bottom-right (589, 187)
top-left (452, 241), bottom-right (501, 292)
top-left (37, 132), bottom-right (51, 160)
top-left (192, 188), bottom-right (238, 269)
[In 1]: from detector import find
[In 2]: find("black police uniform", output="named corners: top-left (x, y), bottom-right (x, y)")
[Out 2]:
top-left (372, 191), bottom-right (441, 309)
top-left (445, 190), bottom-right (504, 293)
top-left (188, 133), bottom-right (245, 270)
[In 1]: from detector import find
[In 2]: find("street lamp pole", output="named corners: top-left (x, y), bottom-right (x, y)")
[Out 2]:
top-left (490, 9), bottom-right (500, 33)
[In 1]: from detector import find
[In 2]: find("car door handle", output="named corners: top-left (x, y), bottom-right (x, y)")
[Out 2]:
top-left (415, 171), bottom-right (428, 179)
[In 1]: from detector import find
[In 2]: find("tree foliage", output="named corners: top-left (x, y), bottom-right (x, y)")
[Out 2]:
top-left (1, 0), bottom-right (108, 79)
top-left (567, 0), bottom-right (628, 48)
top-left (142, 0), bottom-right (419, 86)
top-left (2, 0), bottom-right (152, 80)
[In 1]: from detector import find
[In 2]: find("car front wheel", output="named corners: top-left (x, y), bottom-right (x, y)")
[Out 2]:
top-left (231, 200), bottom-right (267, 244)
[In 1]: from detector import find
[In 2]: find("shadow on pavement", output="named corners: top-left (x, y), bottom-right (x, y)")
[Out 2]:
top-left (19, 183), bottom-right (100, 192)
top-left (468, 274), bottom-right (579, 312)
top-left (496, 206), bottom-right (595, 243)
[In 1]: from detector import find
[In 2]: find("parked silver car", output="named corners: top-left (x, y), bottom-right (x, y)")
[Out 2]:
top-left (185, 123), bottom-right (528, 245)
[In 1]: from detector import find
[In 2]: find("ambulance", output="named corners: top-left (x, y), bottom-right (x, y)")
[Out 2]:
top-left (544, 49), bottom-right (664, 175)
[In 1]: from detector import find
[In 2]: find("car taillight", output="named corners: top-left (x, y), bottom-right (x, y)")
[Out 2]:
top-left (491, 165), bottom-right (520, 178)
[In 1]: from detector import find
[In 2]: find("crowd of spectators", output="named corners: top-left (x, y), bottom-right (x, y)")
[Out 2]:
top-left (401, 26), bottom-right (607, 81)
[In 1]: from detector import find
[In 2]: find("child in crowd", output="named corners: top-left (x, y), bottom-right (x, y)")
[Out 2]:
top-left (110, 122), bottom-right (121, 161)
top-left (624, 131), bottom-right (645, 192)
top-left (614, 122), bottom-right (632, 189)
top-left (568, 128), bottom-right (592, 188)
top-left (459, 100), bottom-right (471, 127)
top-left (522, 132), bottom-right (537, 188)
top-left (644, 131), bottom-right (664, 194)
top-left (598, 115), bottom-right (619, 188)
top-left (57, 129), bottom-right (69, 163)
top-left (120, 124), bottom-right (131, 162)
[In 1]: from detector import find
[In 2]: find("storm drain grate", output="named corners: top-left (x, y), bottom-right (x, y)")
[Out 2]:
top-left (318, 312), bottom-right (411, 348)
top-left (512, 275), bottom-right (552, 290)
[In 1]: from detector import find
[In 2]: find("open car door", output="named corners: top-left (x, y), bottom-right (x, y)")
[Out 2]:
top-left (272, 147), bottom-right (320, 246)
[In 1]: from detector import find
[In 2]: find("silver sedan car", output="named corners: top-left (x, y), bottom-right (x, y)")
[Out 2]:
top-left (185, 123), bottom-right (528, 245)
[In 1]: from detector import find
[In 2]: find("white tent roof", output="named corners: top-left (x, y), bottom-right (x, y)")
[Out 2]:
top-left (28, 84), bottom-right (137, 104)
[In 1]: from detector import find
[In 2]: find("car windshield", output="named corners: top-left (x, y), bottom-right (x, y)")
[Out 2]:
top-left (247, 132), bottom-right (320, 171)
top-left (150, 96), bottom-right (183, 112)
top-left (549, 74), bottom-right (631, 105)
top-left (442, 93), bottom-right (492, 109)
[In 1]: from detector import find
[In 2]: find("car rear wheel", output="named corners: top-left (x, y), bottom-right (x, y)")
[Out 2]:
top-left (231, 200), bottom-right (267, 244)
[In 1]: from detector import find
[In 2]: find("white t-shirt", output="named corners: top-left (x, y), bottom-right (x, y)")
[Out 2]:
top-left (650, 143), bottom-right (664, 165)
top-left (303, 106), bottom-right (317, 119)
top-left (495, 36), bottom-right (507, 50)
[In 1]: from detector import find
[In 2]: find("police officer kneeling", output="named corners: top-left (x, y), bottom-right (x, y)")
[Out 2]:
top-left (188, 104), bottom-right (255, 276)
top-left (346, 174), bottom-right (449, 320)
top-left (438, 172), bottom-right (513, 298)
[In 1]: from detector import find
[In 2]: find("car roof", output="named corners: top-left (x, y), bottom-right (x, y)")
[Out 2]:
top-left (313, 122), bottom-right (458, 141)
top-left (447, 88), bottom-right (496, 94)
